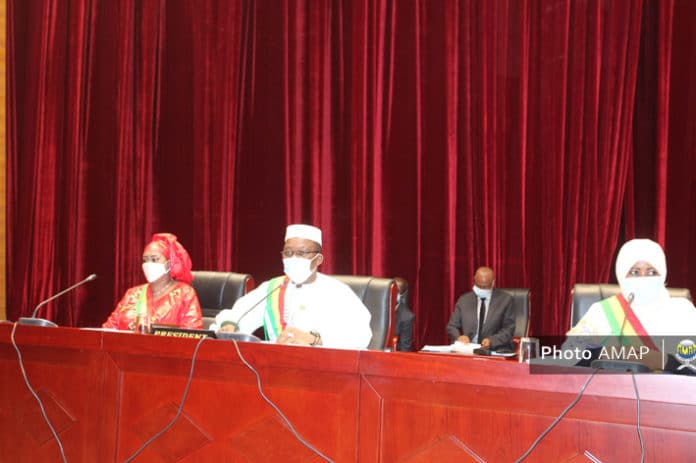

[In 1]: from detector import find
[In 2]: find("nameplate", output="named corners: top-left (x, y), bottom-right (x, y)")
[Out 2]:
top-left (151, 325), bottom-right (217, 339)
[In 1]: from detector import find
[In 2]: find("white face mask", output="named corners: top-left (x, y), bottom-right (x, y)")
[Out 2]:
top-left (142, 262), bottom-right (169, 283)
top-left (283, 256), bottom-right (316, 284)
top-left (621, 276), bottom-right (665, 306)
top-left (473, 285), bottom-right (492, 300)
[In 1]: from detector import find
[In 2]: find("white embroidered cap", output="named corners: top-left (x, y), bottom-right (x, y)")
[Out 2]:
top-left (285, 224), bottom-right (322, 246)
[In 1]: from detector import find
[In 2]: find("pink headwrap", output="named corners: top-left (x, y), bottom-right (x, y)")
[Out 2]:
top-left (143, 233), bottom-right (193, 284)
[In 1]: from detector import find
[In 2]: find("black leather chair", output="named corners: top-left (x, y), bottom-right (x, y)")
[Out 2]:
top-left (500, 288), bottom-right (531, 338)
top-left (332, 275), bottom-right (398, 350)
top-left (569, 283), bottom-right (692, 329)
top-left (191, 271), bottom-right (255, 328)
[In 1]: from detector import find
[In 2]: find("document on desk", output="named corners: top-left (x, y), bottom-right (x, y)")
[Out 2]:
top-left (451, 341), bottom-right (481, 354)
top-left (421, 342), bottom-right (481, 355)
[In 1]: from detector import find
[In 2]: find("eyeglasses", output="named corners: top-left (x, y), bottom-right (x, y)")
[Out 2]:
top-left (280, 249), bottom-right (321, 259)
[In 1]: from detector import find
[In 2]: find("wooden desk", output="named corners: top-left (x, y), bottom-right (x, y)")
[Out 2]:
top-left (1, 325), bottom-right (695, 462)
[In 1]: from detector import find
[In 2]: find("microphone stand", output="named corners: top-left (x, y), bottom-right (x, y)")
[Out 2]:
top-left (216, 280), bottom-right (288, 342)
top-left (17, 274), bottom-right (98, 327)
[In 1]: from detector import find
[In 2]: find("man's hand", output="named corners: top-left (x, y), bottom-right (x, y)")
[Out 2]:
top-left (481, 338), bottom-right (491, 349)
top-left (277, 327), bottom-right (314, 345)
top-left (457, 335), bottom-right (471, 343)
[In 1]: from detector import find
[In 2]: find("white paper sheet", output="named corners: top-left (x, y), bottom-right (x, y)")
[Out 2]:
top-left (420, 341), bottom-right (481, 355)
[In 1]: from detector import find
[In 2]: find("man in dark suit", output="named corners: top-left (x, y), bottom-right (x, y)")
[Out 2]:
top-left (394, 277), bottom-right (415, 351)
top-left (446, 266), bottom-right (515, 349)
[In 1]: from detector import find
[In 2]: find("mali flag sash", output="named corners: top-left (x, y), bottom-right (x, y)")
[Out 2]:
top-left (599, 293), bottom-right (658, 350)
top-left (134, 284), bottom-right (149, 317)
top-left (263, 276), bottom-right (289, 340)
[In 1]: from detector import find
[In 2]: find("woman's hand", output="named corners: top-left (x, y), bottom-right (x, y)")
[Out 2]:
top-left (218, 323), bottom-right (238, 333)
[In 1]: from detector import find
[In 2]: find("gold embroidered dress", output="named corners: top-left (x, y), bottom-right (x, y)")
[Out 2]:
top-left (103, 281), bottom-right (202, 330)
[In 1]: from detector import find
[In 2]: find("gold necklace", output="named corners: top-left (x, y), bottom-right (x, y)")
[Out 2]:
top-left (152, 280), bottom-right (175, 298)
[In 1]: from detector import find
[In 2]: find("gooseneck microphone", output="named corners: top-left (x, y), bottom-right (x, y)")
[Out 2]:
top-left (215, 279), bottom-right (288, 342)
top-left (18, 274), bottom-right (98, 327)
top-left (234, 279), bottom-right (288, 328)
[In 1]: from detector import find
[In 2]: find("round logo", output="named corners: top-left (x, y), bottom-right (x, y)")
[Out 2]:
top-left (676, 339), bottom-right (696, 362)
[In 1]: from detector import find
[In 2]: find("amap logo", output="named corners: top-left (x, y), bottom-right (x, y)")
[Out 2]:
top-left (675, 339), bottom-right (696, 372)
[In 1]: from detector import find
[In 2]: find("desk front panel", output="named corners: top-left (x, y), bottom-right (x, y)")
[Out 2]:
top-left (359, 351), bottom-right (696, 462)
top-left (0, 326), bottom-right (105, 462)
top-left (101, 333), bottom-right (361, 462)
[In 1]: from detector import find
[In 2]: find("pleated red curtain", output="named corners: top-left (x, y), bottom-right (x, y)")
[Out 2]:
top-left (7, 0), bottom-right (696, 347)
top-left (632, 0), bottom-right (696, 297)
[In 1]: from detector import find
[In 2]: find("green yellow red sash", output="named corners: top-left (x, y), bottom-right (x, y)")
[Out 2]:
top-left (134, 284), bottom-right (149, 317)
top-left (263, 276), bottom-right (289, 340)
top-left (599, 294), bottom-right (658, 350)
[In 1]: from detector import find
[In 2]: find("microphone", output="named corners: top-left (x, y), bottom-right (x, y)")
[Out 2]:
top-left (18, 274), bottom-right (98, 327)
top-left (215, 279), bottom-right (288, 341)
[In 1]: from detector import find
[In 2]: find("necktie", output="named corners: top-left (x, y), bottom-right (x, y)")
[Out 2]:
top-left (478, 297), bottom-right (486, 343)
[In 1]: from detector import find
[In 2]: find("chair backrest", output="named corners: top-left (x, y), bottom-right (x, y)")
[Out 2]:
top-left (570, 283), bottom-right (692, 329)
top-left (331, 275), bottom-right (398, 350)
top-left (500, 288), bottom-right (531, 338)
top-left (191, 271), bottom-right (255, 328)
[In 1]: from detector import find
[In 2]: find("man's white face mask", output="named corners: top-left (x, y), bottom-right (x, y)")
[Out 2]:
top-left (621, 276), bottom-right (665, 306)
top-left (283, 256), bottom-right (317, 285)
top-left (142, 262), bottom-right (169, 283)
top-left (473, 285), bottom-right (493, 299)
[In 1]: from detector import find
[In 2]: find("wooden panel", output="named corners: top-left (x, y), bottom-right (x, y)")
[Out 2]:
top-left (359, 350), bottom-right (696, 462)
top-left (0, 326), bottom-right (104, 462)
top-left (100, 333), bottom-right (361, 462)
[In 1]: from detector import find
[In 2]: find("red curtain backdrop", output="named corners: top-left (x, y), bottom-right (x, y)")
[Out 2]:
top-left (7, 0), bottom-right (696, 348)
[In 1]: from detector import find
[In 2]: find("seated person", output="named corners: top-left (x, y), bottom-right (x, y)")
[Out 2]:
top-left (103, 233), bottom-right (203, 331)
top-left (394, 277), bottom-right (415, 351)
top-left (566, 239), bottom-right (696, 369)
top-left (446, 266), bottom-right (515, 350)
top-left (212, 224), bottom-right (372, 349)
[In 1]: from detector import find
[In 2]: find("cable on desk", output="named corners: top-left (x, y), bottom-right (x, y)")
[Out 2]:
top-left (631, 372), bottom-right (645, 463)
top-left (513, 368), bottom-right (599, 462)
top-left (11, 322), bottom-right (68, 463)
top-left (232, 340), bottom-right (335, 463)
top-left (123, 335), bottom-right (209, 463)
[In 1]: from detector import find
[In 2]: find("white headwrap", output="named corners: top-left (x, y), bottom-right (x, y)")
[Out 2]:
top-left (615, 239), bottom-right (667, 288)
top-left (285, 224), bottom-right (322, 247)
